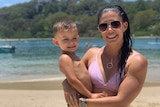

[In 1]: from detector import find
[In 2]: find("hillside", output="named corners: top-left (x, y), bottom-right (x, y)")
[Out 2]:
top-left (0, 0), bottom-right (160, 38)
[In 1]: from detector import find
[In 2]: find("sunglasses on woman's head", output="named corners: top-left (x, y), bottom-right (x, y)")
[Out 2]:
top-left (98, 21), bottom-right (121, 32)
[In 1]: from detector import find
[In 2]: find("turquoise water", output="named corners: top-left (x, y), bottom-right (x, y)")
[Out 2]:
top-left (0, 38), bottom-right (160, 82)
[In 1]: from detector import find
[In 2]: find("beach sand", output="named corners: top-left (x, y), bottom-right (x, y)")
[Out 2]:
top-left (0, 79), bottom-right (160, 107)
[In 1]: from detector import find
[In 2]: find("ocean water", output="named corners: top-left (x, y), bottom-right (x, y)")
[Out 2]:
top-left (0, 38), bottom-right (160, 82)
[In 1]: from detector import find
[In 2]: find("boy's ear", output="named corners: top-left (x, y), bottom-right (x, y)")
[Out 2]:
top-left (77, 35), bottom-right (80, 40)
top-left (52, 38), bottom-right (59, 46)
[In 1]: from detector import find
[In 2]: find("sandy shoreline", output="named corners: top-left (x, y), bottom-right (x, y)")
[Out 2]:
top-left (0, 79), bottom-right (160, 107)
top-left (0, 79), bottom-right (66, 107)
top-left (0, 78), bottom-right (160, 90)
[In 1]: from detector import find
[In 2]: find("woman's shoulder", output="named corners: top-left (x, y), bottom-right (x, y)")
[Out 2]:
top-left (126, 50), bottom-right (148, 72)
top-left (87, 47), bottom-right (100, 53)
top-left (125, 50), bottom-right (148, 87)
top-left (82, 46), bottom-right (103, 62)
top-left (86, 46), bottom-right (104, 54)
top-left (128, 50), bottom-right (147, 62)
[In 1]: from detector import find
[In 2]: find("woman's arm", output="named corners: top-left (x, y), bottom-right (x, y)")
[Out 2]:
top-left (82, 53), bottom-right (148, 107)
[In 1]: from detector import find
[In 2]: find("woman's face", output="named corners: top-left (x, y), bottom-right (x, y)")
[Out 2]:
top-left (98, 10), bottom-right (128, 46)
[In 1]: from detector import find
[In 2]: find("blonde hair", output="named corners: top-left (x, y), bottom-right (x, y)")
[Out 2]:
top-left (53, 20), bottom-right (77, 36)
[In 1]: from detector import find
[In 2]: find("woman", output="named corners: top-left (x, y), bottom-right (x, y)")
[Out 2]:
top-left (64, 5), bottom-right (148, 107)
top-left (79, 5), bottom-right (148, 107)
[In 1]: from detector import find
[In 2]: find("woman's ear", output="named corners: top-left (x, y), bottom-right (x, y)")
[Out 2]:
top-left (52, 38), bottom-right (59, 46)
top-left (123, 21), bottom-right (128, 32)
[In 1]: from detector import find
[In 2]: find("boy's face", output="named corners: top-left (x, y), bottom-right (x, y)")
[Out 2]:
top-left (53, 28), bottom-right (79, 53)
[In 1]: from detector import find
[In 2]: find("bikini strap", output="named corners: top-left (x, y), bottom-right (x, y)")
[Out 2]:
top-left (127, 52), bottom-right (140, 62)
top-left (95, 47), bottom-right (104, 60)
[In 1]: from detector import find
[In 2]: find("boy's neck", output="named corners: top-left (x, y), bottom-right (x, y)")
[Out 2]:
top-left (61, 51), bottom-right (80, 61)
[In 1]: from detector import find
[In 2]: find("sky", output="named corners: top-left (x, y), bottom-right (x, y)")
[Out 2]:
top-left (0, 0), bottom-right (31, 8)
top-left (0, 0), bottom-right (136, 8)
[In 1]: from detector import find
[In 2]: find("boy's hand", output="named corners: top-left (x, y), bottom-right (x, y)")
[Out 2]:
top-left (91, 92), bottom-right (107, 98)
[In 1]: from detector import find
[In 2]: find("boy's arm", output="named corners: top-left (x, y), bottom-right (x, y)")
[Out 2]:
top-left (59, 54), bottom-right (105, 99)
top-left (59, 54), bottom-right (93, 98)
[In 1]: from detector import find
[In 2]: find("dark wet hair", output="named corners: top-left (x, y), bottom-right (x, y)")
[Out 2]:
top-left (98, 5), bottom-right (132, 70)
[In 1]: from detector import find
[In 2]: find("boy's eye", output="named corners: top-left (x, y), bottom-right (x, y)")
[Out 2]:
top-left (62, 39), bottom-right (69, 43)
top-left (73, 38), bottom-right (77, 40)
top-left (72, 37), bottom-right (78, 42)
top-left (63, 39), bottom-right (69, 41)
top-left (62, 37), bottom-right (78, 43)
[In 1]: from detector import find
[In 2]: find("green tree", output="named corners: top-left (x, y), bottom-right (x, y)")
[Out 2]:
top-left (135, 0), bottom-right (146, 11)
top-left (0, 0), bottom-right (160, 38)
top-left (77, 14), bottom-right (98, 37)
top-left (152, 0), bottom-right (160, 11)
top-left (132, 9), bottom-right (157, 31)
top-left (152, 24), bottom-right (160, 36)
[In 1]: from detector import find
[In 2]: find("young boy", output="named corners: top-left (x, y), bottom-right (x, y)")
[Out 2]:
top-left (52, 20), bottom-right (104, 106)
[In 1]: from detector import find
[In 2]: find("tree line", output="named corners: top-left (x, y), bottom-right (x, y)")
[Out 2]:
top-left (0, 0), bottom-right (160, 38)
